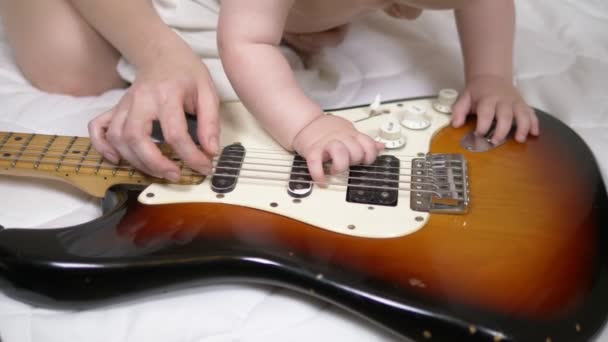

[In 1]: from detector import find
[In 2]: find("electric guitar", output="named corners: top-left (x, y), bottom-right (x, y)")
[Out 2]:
top-left (0, 94), bottom-right (606, 342)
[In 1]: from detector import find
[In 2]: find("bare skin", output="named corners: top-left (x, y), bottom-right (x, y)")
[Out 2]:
top-left (0, 0), bottom-right (219, 182)
top-left (218, 0), bottom-right (540, 182)
top-left (0, 0), bottom-right (357, 182)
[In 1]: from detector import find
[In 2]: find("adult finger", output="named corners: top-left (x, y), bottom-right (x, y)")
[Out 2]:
top-left (119, 95), bottom-right (171, 178)
top-left (88, 108), bottom-right (120, 163)
top-left (159, 92), bottom-right (212, 176)
top-left (196, 77), bottom-right (221, 159)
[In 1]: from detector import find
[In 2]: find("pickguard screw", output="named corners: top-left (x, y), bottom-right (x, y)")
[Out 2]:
top-left (146, 193), bottom-right (155, 198)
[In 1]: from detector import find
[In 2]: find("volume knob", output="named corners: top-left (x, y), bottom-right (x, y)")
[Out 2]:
top-left (401, 104), bottom-right (432, 130)
top-left (433, 88), bottom-right (459, 114)
top-left (375, 119), bottom-right (406, 149)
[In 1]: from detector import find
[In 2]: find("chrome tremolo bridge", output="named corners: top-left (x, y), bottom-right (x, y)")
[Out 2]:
top-left (410, 154), bottom-right (469, 214)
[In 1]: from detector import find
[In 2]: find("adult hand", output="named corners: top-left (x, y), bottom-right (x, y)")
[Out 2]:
top-left (88, 51), bottom-right (220, 182)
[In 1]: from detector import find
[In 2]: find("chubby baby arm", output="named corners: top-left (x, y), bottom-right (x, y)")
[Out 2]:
top-left (218, 0), bottom-right (382, 182)
top-left (451, 0), bottom-right (539, 144)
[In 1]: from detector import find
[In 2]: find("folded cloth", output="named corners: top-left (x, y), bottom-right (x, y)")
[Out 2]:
top-left (116, 0), bottom-right (366, 108)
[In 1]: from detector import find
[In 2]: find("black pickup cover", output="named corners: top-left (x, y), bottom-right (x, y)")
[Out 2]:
top-left (211, 143), bottom-right (245, 194)
top-left (346, 155), bottom-right (400, 207)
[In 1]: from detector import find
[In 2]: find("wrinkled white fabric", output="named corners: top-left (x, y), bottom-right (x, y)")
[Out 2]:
top-left (1, 1), bottom-right (607, 341)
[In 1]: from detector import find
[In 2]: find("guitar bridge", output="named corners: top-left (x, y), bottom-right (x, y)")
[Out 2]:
top-left (410, 154), bottom-right (469, 214)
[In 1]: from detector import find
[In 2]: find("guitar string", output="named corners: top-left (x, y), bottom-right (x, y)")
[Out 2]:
top-left (0, 153), bottom-right (463, 187)
top-left (199, 167), bottom-right (449, 198)
top-left (0, 140), bottom-right (429, 159)
top-left (0, 155), bottom-right (467, 198)
top-left (0, 142), bottom-right (426, 161)
top-left (0, 145), bottom-right (464, 175)
top-left (0, 156), bottom-right (452, 197)
top-left (0, 137), bottom-right (466, 191)
top-left (0, 148), bottom-right (462, 184)
top-left (0, 158), bottom-right (456, 192)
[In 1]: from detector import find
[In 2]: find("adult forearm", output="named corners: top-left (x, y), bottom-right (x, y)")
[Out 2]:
top-left (69, 0), bottom-right (191, 69)
top-left (455, 0), bottom-right (515, 81)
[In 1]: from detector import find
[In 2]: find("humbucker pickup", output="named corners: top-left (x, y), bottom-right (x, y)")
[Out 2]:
top-left (346, 155), bottom-right (400, 207)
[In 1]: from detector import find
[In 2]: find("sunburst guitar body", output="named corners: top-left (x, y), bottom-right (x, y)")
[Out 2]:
top-left (0, 95), bottom-right (606, 342)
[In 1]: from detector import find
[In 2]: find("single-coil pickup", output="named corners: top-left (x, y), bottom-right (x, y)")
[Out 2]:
top-left (288, 155), bottom-right (313, 198)
top-left (211, 143), bottom-right (245, 194)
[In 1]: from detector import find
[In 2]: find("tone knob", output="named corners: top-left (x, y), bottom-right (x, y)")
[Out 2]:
top-left (375, 118), bottom-right (406, 149)
top-left (433, 88), bottom-right (459, 114)
top-left (400, 104), bottom-right (431, 130)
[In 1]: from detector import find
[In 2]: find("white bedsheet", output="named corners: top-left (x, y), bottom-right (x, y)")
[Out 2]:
top-left (1, 1), bottom-right (607, 341)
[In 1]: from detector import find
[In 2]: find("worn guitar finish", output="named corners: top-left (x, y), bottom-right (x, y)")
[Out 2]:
top-left (0, 97), bottom-right (607, 342)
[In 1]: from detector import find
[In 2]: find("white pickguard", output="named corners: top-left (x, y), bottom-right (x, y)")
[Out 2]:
top-left (139, 97), bottom-right (452, 238)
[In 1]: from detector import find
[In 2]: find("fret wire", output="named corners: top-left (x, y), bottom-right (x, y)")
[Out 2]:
top-left (0, 141), bottom-right (427, 160)
top-left (0, 132), bottom-right (12, 153)
top-left (12, 133), bottom-right (35, 167)
top-left (77, 141), bottom-right (93, 173)
top-left (35, 135), bottom-right (58, 169)
top-left (95, 152), bottom-right (104, 175)
top-left (56, 136), bottom-right (77, 171)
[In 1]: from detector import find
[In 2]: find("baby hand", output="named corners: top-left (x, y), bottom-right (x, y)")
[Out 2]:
top-left (292, 115), bottom-right (384, 183)
top-left (451, 75), bottom-right (539, 144)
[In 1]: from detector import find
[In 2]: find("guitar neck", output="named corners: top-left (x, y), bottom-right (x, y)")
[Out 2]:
top-left (0, 132), bottom-right (204, 197)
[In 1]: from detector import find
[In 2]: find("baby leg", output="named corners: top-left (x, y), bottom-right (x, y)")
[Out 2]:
top-left (0, 0), bottom-right (127, 96)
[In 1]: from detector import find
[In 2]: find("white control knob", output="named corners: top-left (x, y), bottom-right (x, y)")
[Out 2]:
top-left (400, 104), bottom-right (432, 130)
top-left (433, 88), bottom-right (459, 114)
top-left (375, 119), bottom-right (406, 149)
